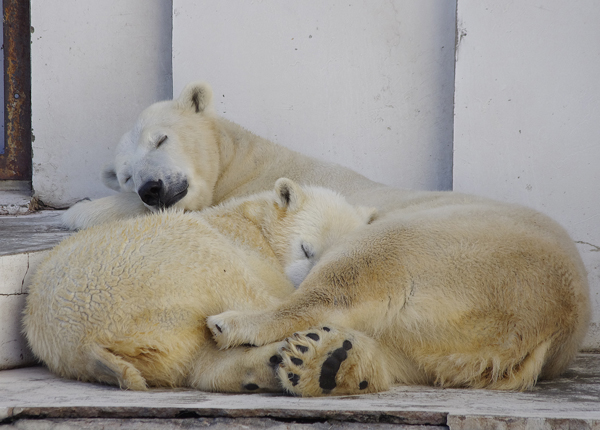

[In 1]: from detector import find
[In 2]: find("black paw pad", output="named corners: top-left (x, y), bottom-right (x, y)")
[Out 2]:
top-left (288, 372), bottom-right (300, 386)
top-left (244, 383), bottom-right (259, 391)
top-left (306, 333), bottom-right (320, 341)
top-left (359, 380), bottom-right (369, 390)
top-left (343, 340), bottom-right (353, 351)
top-left (323, 327), bottom-right (331, 332)
top-left (291, 357), bottom-right (303, 366)
top-left (270, 355), bottom-right (283, 365)
top-left (296, 345), bottom-right (309, 353)
top-left (319, 346), bottom-right (349, 390)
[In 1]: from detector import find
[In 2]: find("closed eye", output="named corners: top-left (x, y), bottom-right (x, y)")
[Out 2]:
top-left (123, 176), bottom-right (132, 184)
top-left (156, 135), bottom-right (168, 148)
top-left (301, 243), bottom-right (314, 259)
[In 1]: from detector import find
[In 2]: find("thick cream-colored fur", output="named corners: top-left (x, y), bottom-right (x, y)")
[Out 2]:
top-left (60, 82), bottom-right (590, 396)
top-left (24, 179), bottom-right (375, 392)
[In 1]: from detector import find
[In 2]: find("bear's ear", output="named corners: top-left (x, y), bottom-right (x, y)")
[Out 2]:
top-left (101, 163), bottom-right (122, 191)
top-left (274, 178), bottom-right (304, 212)
top-left (358, 206), bottom-right (378, 224)
top-left (177, 81), bottom-right (213, 114)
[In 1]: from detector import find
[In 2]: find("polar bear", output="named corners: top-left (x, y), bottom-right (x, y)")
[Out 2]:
top-left (61, 82), bottom-right (590, 396)
top-left (24, 179), bottom-right (376, 392)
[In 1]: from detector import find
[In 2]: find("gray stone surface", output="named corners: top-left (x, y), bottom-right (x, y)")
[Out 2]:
top-left (0, 211), bottom-right (72, 256)
top-left (0, 417), bottom-right (443, 429)
top-left (0, 192), bottom-right (33, 217)
top-left (447, 415), bottom-right (600, 430)
top-left (1, 354), bottom-right (599, 428)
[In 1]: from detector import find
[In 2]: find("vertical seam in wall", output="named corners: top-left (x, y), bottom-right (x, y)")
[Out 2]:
top-left (169, 0), bottom-right (174, 99)
top-left (450, 0), bottom-right (459, 192)
top-left (170, 0), bottom-right (175, 100)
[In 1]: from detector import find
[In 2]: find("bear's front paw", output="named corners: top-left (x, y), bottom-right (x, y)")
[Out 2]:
top-left (277, 326), bottom-right (383, 397)
top-left (207, 311), bottom-right (262, 349)
top-left (61, 198), bottom-right (94, 230)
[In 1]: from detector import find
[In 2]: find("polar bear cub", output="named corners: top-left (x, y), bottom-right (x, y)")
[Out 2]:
top-left (23, 179), bottom-right (376, 392)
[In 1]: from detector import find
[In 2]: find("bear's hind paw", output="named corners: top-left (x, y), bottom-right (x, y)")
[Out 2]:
top-left (277, 326), bottom-right (378, 397)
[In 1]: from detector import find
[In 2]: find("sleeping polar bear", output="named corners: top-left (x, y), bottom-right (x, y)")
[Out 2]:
top-left (61, 82), bottom-right (590, 396)
top-left (24, 179), bottom-right (376, 392)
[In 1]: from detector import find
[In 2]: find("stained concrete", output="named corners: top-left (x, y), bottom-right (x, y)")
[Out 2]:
top-left (0, 192), bottom-right (32, 217)
top-left (0, 418), bottom-right (443, 429)
top-left (0, 211), bottom-right (73, 370)
top-left (1, 354), bottom-right (599, 429)
top-left (0, 211), bottom-right (72, 257)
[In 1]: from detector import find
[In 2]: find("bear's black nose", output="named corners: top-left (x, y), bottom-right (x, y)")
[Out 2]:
top-left (138, 180), bottom-right (163, 207)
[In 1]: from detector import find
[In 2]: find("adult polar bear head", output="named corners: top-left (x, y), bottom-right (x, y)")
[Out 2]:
top-left (103, 82), bottom-right (219, 212)
top-left (63, 80), bottom-right (376, 230)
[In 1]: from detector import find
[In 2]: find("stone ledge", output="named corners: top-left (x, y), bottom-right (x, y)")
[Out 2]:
top-left (0, 417), bottom-right (447, 429)
top-left (0, 191), bottom-right (34, 216)
top-left (1, 355), bottom-right (599, 429)
top-left (0, 210), bottom-right (72, 257)
top-left (0, 211), bottom-right (73, 370)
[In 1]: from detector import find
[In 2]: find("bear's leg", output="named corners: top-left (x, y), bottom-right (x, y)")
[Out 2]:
top-left (186, 341), bottom-right (285, 393)
top-left (61, 192), bottom-right (150, 230)
top-left (207, 301), bottom-right (326, 349)
top-left (276, 325), bottom-right (395, 396)
top-left (206, 235), bottom-right (406, 349)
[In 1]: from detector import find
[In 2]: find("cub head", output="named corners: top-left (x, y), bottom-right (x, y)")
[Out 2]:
top-left (102, 82), bottom-right (220, 212)
top-left (260, 178), bottom-right (377, 288)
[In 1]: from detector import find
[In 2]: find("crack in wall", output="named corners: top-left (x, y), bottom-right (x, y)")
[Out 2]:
top-left (576, 241), bottom-right (600, 252)
top-left (1, 253), bottom-right (32, 296)
top-left (20, 254), bottom-right (30, 293)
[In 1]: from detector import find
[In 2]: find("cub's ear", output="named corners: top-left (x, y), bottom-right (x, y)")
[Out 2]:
top-left (274, 178), bottom-right (305, 212)
top-left (358, 206), bottom-right (378, 224)
top-left (177, 81), bottom-right (213, 114)
top-left (101, 163), bottom-right (121, 191)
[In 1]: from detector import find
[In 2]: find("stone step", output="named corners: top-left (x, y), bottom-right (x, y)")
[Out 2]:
top-left (1, 356), bottom-right (600, 429)
top-left (0, 210), bottom-right (73, 370)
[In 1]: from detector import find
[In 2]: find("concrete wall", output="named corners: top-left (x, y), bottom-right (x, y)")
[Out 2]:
top-left (30, 0), bottom-right (173, 207)
top-left (173, 0), bottom-right (457, 191)
top-left (454, 0), bottom-right (600, 349)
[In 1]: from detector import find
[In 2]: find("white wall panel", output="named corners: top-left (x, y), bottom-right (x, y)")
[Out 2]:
top-left (173, 1), bottom-right (456, 191)
top-left (454, 0), bottom-right (600, 349)
top-left (31, 0), bottom-right (173, 206)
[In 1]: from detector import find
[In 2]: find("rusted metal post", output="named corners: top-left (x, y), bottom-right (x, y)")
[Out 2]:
top-left (1, 0), bottom-right (31, 183)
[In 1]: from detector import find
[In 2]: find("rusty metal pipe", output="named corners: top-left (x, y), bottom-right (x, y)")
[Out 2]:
top-left (1, 0), bottom-right (31, 182)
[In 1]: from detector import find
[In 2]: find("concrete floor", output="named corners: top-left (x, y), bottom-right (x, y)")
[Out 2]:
top-left (1, 354), bottom-right (599, 429)
top-left (0, 211), bottom-right (72, 257)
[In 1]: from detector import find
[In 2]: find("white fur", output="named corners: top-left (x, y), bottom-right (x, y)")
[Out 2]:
top-left (25, 179), bottom-right (374, 392)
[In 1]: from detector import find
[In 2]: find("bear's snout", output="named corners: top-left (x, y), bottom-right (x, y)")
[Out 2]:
top-left (138, 179), bottom-right (188, 209)
top-left (139, 180), bottom-right (164, 207)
